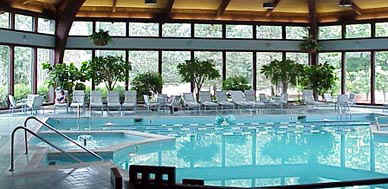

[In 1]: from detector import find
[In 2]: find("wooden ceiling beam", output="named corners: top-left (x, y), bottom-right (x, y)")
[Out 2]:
top-left (351, 1), bottom-right (363, 16)
top-left (166, 0), bottom-right (175, 14)
top-left (112, 0), bottom-right (117, 13)
top-left (265, 0), bottom-right (281, 17)
top-left (216, 0), bottom-right (231, 17)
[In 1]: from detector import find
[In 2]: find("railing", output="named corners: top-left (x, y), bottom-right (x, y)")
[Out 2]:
top-left (23, 116), bottom-right (103, 161)
top-left (9, 126), bottom-right (81, 171)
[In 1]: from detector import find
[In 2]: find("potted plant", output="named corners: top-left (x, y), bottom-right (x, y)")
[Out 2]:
top-left (300, 37), bottom-right (320, 53)
top-left (260, 59), bottom-right (305, 100)
top-left (131, 72), bottom-right (163, 102)
top-left (84, 56), bottom-right (130, 91)
top-left (299, 63), bottom-right (338, 100)
top-left (222, 76), bottom-right (251, 91)
top-left (89, 29), bottom-right (112, 46)
top-left (177, 58), bottom-right (220, 101)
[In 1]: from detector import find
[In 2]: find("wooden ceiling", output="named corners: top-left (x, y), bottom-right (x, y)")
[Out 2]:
top-left (5, 0), bottom-right (388, 23)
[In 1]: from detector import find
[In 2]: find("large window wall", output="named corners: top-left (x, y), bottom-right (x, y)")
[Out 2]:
top-left (376, 52), bottom-right (388, 104)
top-left (37, 48), bottom-right (54, 102)
top-left (318, 53), bottom-right (341, 96)
top-left (0, 46), bottom-right (9, 108)
top-left (194, 51), bottom-right (223, 90)
top-left (256, 52), bottom-right (282, 96)
top-left (226, 52), bottom-right (253, 87)
top-left (128, 51), bottom-right (159, 83)
top-left (162, 51), bottom-right (191, 96)
top-left (345, 52), bottom-right (371, 103)
top-left (14, 47), bottom-right (33, 101)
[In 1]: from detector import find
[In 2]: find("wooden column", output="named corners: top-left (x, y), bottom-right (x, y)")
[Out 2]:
top-left (9, 45), bottom-right (14, 96)
top-left (341, 52), bottom-right (346, 95)
top-left (222, 51), bottom-right (226, 81)
top-left (371, 51), bottom-right (376, 104)
top-left (252, 52), bottom-right (257, 91)
top-left (54, 0), bottom-right (87, 64)
top-left (125, 50), bottom-right (129, 91)
top-left (32, 47), bottom-right (38, 94)
top-left (91, 50), bottom-right (95, 90)
top-left (308, 0), bottom-right (318, 66)
top-left (158, 51), bottom-right (162, 75)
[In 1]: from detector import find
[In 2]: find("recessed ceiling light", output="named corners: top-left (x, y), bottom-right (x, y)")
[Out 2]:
top-left (145, 0), bottom-right (157, 5)
top-left (338, 0), bottom-right (352, 7)
top-left (263, 2), bottom-right (274, 9)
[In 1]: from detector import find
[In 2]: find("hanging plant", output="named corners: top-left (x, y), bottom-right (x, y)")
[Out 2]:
top-left (300, 37), bottom-right (320, 53)
top-left (89, 29), bottom-right (112, 46)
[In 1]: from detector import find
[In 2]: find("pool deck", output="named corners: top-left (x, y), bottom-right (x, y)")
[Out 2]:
top-left (0, 105), bottom-right (386, 189)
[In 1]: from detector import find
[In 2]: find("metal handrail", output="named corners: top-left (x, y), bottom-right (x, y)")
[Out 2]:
top-left (23, 116), bottom-right (103, 161)
top-left (9, 126), bottom-right (82, 172)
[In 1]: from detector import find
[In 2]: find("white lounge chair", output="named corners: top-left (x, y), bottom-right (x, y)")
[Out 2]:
top-left (215, 91), bottom-right (234, 110)
top-left (244, 90), bottom-right (265, 108)
top-left (182, 93), bottom-right (201, 111)
top-left (26, 95), bottom-right (43, 115)
top-left (107, 91), bottom-right (122, 112)
top-left (90, 91), bottom-right (104, 114)
top-left (336, 94), bottom-right (350, 112)
top-left (54, 90), bottom-right (68, 114)
top-left (70, 90), bottom-right (85, 113)
top-left (229, 91), bottom-right (255, 109)
top-left (144, 95), bottom-right (160, 111)
top-left (199, 91), bottom-right (218, 110)
top-left (270, 94), bottom-right (287, 110)
top-left (156, 94), bottom-right (169, 111)
top-left (302, 90), bottom-right (325, 110)
top-left (8, 95), bottom-right (27, 113)
top-left (122, 90), bottom-right (137, 111)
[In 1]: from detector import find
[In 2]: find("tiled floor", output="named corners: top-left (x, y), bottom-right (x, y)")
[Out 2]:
top-left (0, 105), bottom-right (385, 189)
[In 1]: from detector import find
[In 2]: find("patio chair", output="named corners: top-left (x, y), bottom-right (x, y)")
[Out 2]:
top-left (26, 95), bottom-right (43, 115)
top-left (8, 95), bottom-right (27, 113)
top-left (215, 91), bottom-right (234, 110)
top-left (156, 94), bottom-right (169, 111)
top-left (90, 91), bottom-right (104, 114)
top-left (70, 90), bottom-right (85, 112)
top-left (302, 90), bottom-right (325, 110)
top-left (122, 90), bottom-right (137, 111)
top-left (336, 94), bottom-right (350, 112)
top-left (166, 95), bottom-right (182, 113)
top-left (348, 93), bottom-right (356, 106)
top-left (199, 91), bottom-right (218, 110)
top-left (229, 91), bottom-right (255, 109)
top-left (144, 95), bottom-right (160, 111)
top-left (268, 94), bottom-right (287, 110)
top-left (54, 90), bottom-right (68, 114)
top-left (182, 93), bottom-right (201, 111)
top-left (244, 90), bottom-right (265, 108)
top-left (107, 91), bottom-right (122, 112)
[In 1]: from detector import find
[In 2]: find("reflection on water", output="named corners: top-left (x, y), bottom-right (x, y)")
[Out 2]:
top-left (115, 125), bottom-right (388, 188)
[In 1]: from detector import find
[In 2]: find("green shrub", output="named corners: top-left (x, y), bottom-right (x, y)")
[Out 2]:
top-left (222, 76), bottom-right (251, 91)
top-left (131, 72), bottom-right (163, 102)
top-left (38, 86), bottom-right (50, 102)
top-left (14, 83), bottom-right (30, 101)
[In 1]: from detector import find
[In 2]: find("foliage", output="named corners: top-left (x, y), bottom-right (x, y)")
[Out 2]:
top-left (38, 85), bottom-right (49, 102)
top-left (300, 63), bottom-right (338, 99)
top-left (260, 59), bottom-right (305, 95)
top-left (300, 37), bottom-right (321, 52)
top-left (42, 63), bottom-right (86, 95)
top-left (14, 83), bottom-right (30, 101)
top-left (222, 76), bottom-right (251, 91)
top-left (75, 83), bottom-right (86, 90)
top-left (131, 72), bottom-right (163, 101)
top-left (177, 58), bottom-right (220, 100)
top-left (84, 56), bottom-right (130, 91)
top-left (89, 29), bottom-right (112, 46)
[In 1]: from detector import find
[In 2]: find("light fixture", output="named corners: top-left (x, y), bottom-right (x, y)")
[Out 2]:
top-left (338, 0), bottom-right (352, 7)
top-left (145, 0), bottom-right (157, 5)
top-left (263, 1), bottom-right (275, 9)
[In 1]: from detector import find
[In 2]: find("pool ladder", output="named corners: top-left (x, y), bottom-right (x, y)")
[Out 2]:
top-left (9, 116), bottom-right (104, 172)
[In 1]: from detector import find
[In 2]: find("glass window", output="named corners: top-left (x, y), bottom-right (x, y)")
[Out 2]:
top-left (96, 22), bottom-right (126, 36)
top-left (345, 52), bottom-right (371, 103)
top-left (15, 14), bottom-right (33, 31)
top-left (256, 52), bottom-right (282, 96)
top-left (128, 22), bottom-right (159, 37)
top-left (226, 52), bottom-right (253, 85)
top-left (345, 24), bottom-right (371, 38)
top-left (319, 25), bottom-right (342, 40)
top-left (256, 25), bottom-right (282, 39)
top-left (226, 25), bottom-right (253, 39)
top-left (38, 18), bottom-right (55, 34)
top-left (162, 51), bottom-right (191, 96)
top-left (286, 52), bottom-right (309, 64)
top-left (95, 50), bottom-right (125, 58)
top-left (37, 48), bottom-right (54, 103)
top-left (0, 45), bottom-right (9, 108)
top-left (194, 51), bottom-right (223, 90)
top-left (376, 22), bottom-right (388, 37)
top-left (286, 26), bottom-right (308, 39)
top-left (194, 24), bottom-right (222, 38)
top-left (0, 12), bottom-right (9, 29)
top-left (69, 21), bottom-right (93, 36)
top-left (318, 53), bottom-right (341, 96)
top-left (14, 47), bottom-right (33, 101)
top-left (128, 51), bottom-right (158, 83)
top-left (375, 51), bottom-right (388, 104)
top-left (63, 50), bottom-right (92, 68)
top-left (162, 23), bottom-right (191, 37)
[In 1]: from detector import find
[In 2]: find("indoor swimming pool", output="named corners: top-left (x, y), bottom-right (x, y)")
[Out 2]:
top-left (32, 113), bottom-right (388, 188)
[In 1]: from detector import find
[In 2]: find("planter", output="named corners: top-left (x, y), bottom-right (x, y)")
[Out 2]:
top-left (93, 39), bottom-right (108, 46)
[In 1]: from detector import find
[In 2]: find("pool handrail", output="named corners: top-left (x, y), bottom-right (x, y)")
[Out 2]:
top-left (23, 116), bottom-right (103, 161)
top-left (9, 126), bottom-right (82, 172)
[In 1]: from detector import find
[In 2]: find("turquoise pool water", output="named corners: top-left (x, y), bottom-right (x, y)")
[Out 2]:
top-left (40, 114), bottom-right (388, 188)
